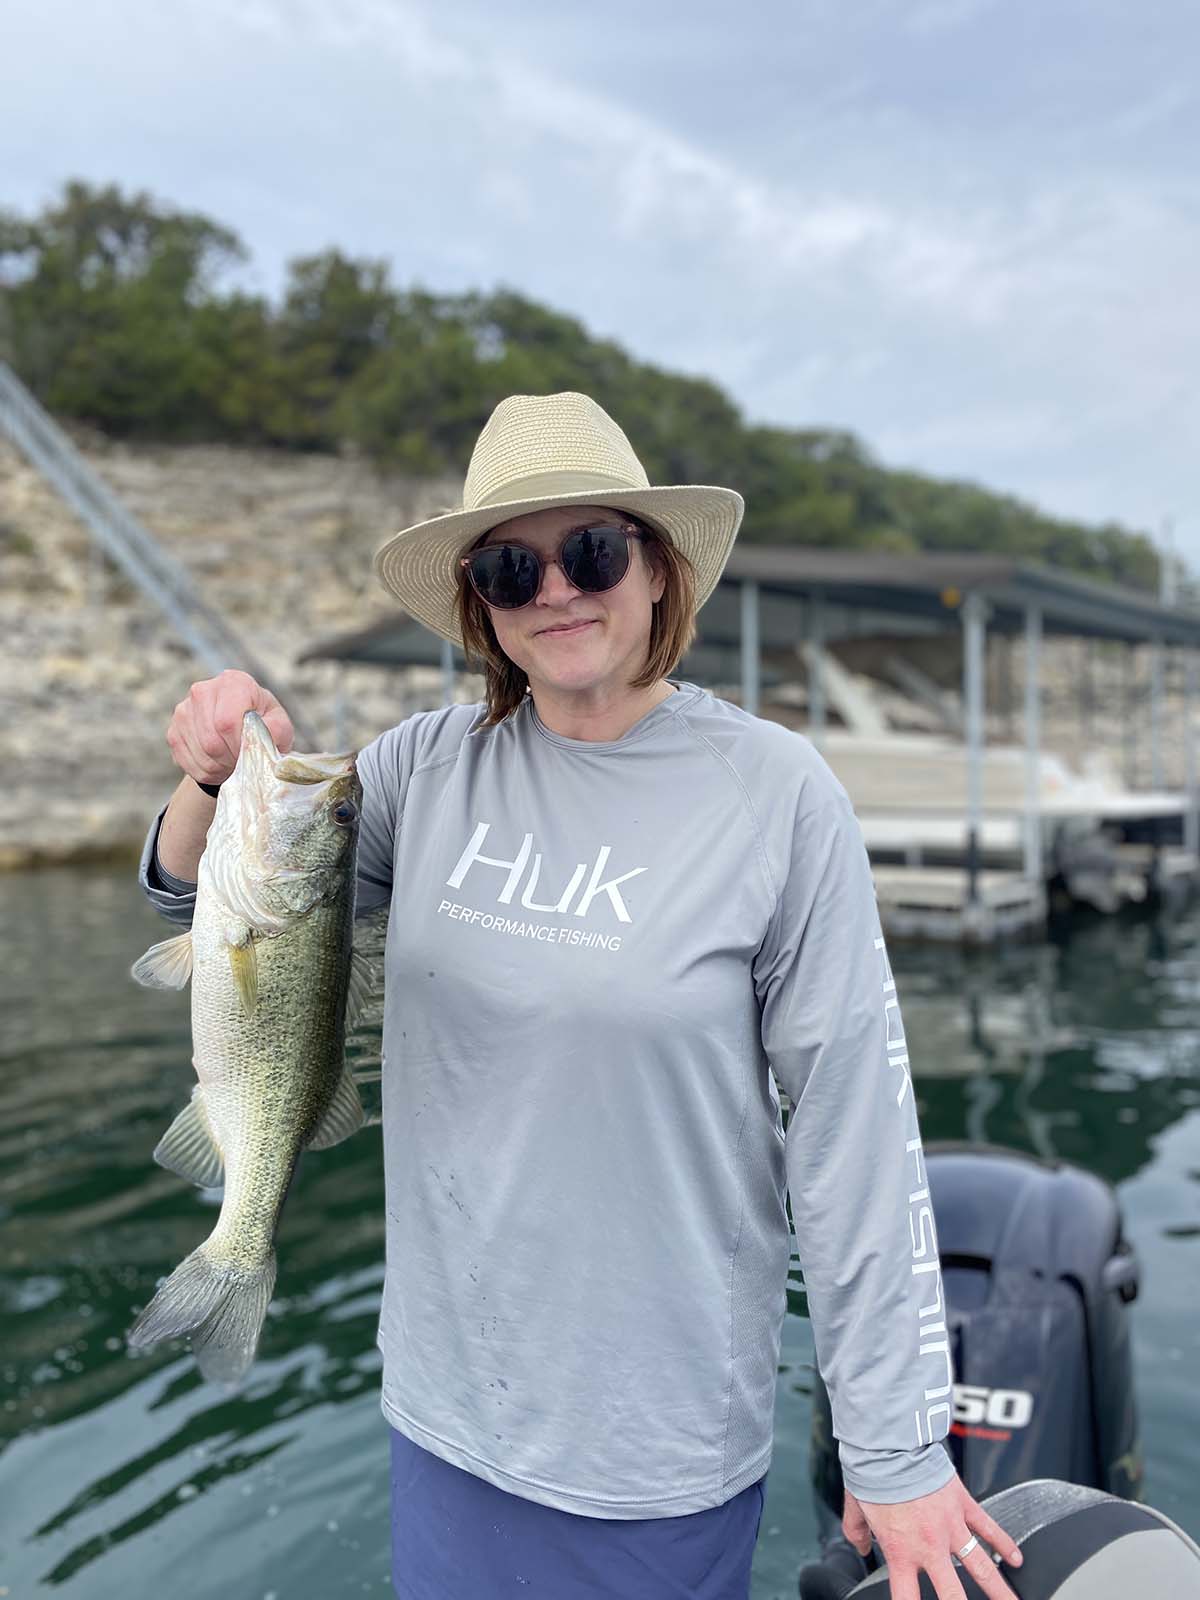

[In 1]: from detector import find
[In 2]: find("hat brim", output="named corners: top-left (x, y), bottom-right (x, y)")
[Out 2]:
top-left (373, 484), bottom-right (745, 648)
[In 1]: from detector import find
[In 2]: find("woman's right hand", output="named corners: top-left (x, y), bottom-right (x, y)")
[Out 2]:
top-left (166, 669), bottom-right (295, 788)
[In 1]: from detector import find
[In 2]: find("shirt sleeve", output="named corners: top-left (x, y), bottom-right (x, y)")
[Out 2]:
top-left (752, 793), bottom-right (955, 1506)
top-left (136, 719), bottom-right (418, 927)
top-left (138, 804), bottom-right (198, 928)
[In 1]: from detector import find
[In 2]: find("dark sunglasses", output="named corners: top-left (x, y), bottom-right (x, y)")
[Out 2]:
top-left (460, 520), bottom-right (649, 611)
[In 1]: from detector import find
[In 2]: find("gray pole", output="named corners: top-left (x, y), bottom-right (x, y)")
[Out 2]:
top-left (962, 592), bottom-right (987, 907)
top-left (1185, 651), bottom-right (1198, 860)
top-left (1023, 606), bottom-right (1043, 885)
top-left (740, 579), bottom-right (760, 717)
top-left (998, 633), bottom-right (1014, 740)
top-left (1150, 636), bottom-right (1165, 789)
top-left (808, 592), bottom-right (826, 742)
top-left (1122, 646), bottom-right (1136, 789)
top-left (441, 637), bottom-right (456, 708)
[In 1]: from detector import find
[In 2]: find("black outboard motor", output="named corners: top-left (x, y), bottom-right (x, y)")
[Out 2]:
top-left (800, 1145), bottom-right (1143, 1598)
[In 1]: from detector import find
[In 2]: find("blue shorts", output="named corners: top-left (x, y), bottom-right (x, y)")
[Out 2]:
top-left (389, 1426), bottom-right (766, 1600)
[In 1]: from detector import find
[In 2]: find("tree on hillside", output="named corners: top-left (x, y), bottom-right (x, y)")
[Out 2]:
top-left (0, 180), bottom-right (248, 436)
top-left (0, 180), bottom-right (1166, 593)
top-left (271, 250), bottom-right (397, 447)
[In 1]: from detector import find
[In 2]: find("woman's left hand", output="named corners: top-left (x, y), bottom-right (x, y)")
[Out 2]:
top-left (843, 1476), bottom-right (1024, 1600)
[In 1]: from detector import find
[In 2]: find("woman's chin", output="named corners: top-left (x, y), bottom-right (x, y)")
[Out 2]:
top-left (529, 654), bottom-right (616, 697)
top-left (528, 641), bottom-right (606, 686)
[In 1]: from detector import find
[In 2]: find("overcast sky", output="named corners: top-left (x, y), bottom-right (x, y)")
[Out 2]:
top-left (5, 0), bottom-right (1198, 565)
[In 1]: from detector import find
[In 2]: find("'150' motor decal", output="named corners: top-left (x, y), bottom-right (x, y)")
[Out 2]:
top-left (950, 1385), bottom-right (1034, 1441)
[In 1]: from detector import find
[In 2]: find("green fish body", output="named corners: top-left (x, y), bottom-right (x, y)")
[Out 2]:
top-left (128, 712), bottom-right (366, 1381)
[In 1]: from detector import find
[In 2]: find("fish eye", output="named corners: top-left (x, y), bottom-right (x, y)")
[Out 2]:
top-left (331, 799), bottom-right (358, 828)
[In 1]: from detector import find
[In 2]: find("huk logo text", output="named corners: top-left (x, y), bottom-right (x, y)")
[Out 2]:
top-left (446, 822), bottom-right (648, 924)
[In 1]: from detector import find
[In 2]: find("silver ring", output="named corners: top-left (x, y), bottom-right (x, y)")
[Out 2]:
top-left (956, 1535), bottom-right (980, 1561)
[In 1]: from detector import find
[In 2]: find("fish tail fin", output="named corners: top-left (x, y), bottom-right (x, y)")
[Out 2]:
top-left (127, 1245), bottom-right (277, 1384)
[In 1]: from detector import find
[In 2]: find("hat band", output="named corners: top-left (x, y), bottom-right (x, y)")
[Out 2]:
top-left (470, 468), bottom-right (648, 510)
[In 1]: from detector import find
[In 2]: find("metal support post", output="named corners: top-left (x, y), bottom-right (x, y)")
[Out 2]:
top-left (1121, 646), bottom-right (1136, 788)
top-left (962, 592), bottom-right (988, 907)
top-left (441, 637), bottom-right (456, 708)
top-left (808, 593), bottom-right (826, 742)
top-left (1023, 606), bottom-right (1043, 885)
top-left (1185, 652), bottom-right (1198, 860)
top-left (740, 580), bottom-right (760, 717)
top-left (998, 634), bottom-right (1014, 739)
top-left (1150, 637), bottom-right (1165, 789)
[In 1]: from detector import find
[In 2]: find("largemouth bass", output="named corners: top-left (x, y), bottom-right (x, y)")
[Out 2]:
top-left (128, 711), bottom-right (367, 1381)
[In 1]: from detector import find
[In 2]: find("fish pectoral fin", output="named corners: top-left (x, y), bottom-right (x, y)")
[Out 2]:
top-left (154, 1090), bottom-right (226, 1188)
top-left (306, 1071), bottom-right (366, 1151)
top-left (227, 940), bottom-right (258, 1016)
top-left (346, 946), bottom-right (376, 1033)
top-left (131, 931), bottom-right (194, 990)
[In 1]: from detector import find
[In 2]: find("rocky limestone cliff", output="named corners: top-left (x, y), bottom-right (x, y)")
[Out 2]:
top-left (0, 430), bottom-right (478, 867)
top-left (0, 430), bottom-right (1191, 869)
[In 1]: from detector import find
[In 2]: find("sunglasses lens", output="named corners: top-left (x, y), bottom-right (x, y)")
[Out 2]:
top-left (562, 525), bottom-right (631, 593)
top-left (466, 523), bottom-right (638, 608)
top-left (467, 545), bottom-right (540, 609)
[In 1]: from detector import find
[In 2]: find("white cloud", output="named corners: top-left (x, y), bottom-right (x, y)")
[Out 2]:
top-left (4, 0), bottom-right (1199, 560)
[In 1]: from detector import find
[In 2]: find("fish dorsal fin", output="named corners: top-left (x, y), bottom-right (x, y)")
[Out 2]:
top-left (306, 1071), bottom-right (366, 1151)
top-left (131, 931), bottom-right (194, 990)
top-left (227, 940), bottom-right (259, 1017)
top-left (154, 1089), bottom-right (225, 1188)
top-left (346, 946), bottom-right (376, 1034)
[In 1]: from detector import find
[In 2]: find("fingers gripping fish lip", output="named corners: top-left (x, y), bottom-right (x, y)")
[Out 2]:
top-left (235, 714), bottom-right (358, 834)
top-left (241, 710), bottom-right (357, 786)
top-left (242, 709), bottom-right (281, 768)
top-left (221, 717), bottom-right (361, 899)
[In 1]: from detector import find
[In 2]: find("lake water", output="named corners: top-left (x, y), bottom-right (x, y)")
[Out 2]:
top-left (2, 868), bottom-right (1198, 1599)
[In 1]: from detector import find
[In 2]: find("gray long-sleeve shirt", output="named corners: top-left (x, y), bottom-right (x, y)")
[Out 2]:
top-left (139, 680), bottom-right (954, 1514)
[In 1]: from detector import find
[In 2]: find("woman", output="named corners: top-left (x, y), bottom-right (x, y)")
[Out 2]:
top-left (141, 392), bottom-right (1021, 1600)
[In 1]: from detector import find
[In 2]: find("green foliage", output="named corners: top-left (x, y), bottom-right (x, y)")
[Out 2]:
top-left (0, 179), bottom-right (248, 439)
top-left (0, 180), bottom-right (1163, 591)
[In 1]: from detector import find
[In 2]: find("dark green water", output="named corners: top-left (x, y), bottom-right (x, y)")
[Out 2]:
top-left (2, 869), bottom-right (1198, 1599)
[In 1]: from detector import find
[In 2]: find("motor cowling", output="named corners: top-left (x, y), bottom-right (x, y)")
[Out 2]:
top-left (831, 1481), bottom-right (1200, 1598)
top-left (801, 1145), bottom-right (1144, 1596)
top-left (810, 1143), bottom-right (1141, 1538)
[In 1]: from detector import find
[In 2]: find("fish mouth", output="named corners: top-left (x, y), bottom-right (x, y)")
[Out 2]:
top-left (236, 714), bottom-right (361, 842)
top-left (241, 712), bottom-right (356, 786)
top-left (275, 752), bottom-right (357, 784)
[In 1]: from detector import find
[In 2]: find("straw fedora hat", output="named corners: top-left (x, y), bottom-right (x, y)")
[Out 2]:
top-left (373, 391), bottom-right (744, 647)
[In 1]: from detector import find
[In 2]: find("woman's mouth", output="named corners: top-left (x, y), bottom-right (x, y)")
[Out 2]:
top-left (538, 620), bottom-right (596, 637)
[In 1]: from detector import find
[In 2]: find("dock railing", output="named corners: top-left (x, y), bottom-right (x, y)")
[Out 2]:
top-left (0, 361), bottom-right (317, 744)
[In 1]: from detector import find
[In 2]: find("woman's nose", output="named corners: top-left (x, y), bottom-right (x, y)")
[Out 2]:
top-left (536, 558), bottom-right (577, 604)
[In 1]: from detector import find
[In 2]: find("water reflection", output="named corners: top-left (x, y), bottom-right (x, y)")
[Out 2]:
top-left (898, 911), bottom-right (1200, 1186)
top-left (1, 870), bottom-right (1197, 1599)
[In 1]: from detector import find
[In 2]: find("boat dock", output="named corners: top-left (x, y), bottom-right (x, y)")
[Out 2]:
top-left (301, 545), bottom-right (1200, 944)
top-left (719, 548), bottom-right (1200, 940)
top-left (872, 866), bottom-right (1046, 943)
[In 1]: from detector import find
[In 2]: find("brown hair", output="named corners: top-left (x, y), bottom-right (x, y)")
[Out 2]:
top-left (454, 515), bottom-right (698, 727)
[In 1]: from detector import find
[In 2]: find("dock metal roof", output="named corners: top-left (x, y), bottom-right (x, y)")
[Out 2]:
top-left (299, 545), bottom-right (1200, 665)
top-left (721, 546), bottom-right (1200, 647)
top-left (296, 612), bottom-right (785, 689)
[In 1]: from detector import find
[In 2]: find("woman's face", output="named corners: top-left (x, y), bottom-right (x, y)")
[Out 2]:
top-left (477, 504), bottom-right (665, 703)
